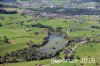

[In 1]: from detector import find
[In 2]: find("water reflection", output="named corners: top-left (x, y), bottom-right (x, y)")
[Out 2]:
top-left (40, 33), bottom-right (68, 54)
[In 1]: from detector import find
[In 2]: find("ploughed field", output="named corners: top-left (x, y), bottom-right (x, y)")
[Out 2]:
top-left (0, 13), bottom-right (100, 66)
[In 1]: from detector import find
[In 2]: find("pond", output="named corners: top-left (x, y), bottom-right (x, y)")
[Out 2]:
top-left (40, 33), bottom-right (68, 54)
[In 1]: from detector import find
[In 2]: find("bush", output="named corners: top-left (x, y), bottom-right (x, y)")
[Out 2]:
top-left (76, 56), bottom-right (81, 59)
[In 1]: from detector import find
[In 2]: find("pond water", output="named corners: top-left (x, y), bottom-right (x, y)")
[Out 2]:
top-left (40, 33), bottom-right (68, 54)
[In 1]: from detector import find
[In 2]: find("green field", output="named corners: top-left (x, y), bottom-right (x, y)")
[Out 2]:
top-left (0, 12), bottom-right (100, 66)
top-left (0, 14), bottom-right (48, 56)
top-left (0, 43), bottom-right (100, 66)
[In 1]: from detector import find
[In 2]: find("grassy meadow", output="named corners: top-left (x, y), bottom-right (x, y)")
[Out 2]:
top-left (0, 12), bottom-right (100, 66)
top-left (0, 43), bottom-right (100, 66)
top-left (0, 14), bottom-right (48, 56)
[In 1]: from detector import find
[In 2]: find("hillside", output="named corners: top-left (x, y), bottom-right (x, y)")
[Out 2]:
top-left (0, 0), bottom-right (16, 2)
top-left (1, 0), bottom-right (99, 3)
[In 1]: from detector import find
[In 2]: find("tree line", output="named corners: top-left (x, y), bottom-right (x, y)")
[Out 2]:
top-left (32, 7), bottom-right (100, 15)
top-left (0, 39), bottom-right (68, 64)
top-left (0, 9), bottom-right (17, 14)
